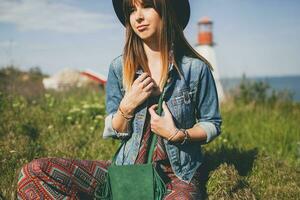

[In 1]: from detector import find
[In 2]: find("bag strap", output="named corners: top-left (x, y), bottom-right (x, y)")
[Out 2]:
top-left (147, 91), bottom-right (165, 164)
top-left (110, 82), bottom-right (167, 165)
top-left (111, 140), bottom-right (125, 165)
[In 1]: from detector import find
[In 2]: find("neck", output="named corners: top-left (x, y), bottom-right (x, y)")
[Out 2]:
top-left (143, 39), bottom-right (161, 69)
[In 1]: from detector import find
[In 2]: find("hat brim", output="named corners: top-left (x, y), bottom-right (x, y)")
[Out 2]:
top-left (112, 0), bottom-right (190, 29)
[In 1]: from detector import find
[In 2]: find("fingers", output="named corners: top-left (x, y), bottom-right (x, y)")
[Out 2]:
top-left (135, 72), bottom-right (157, 92)
top-left (148, 104), bottom-right (159, 118)
top-left (142, 76), bottom-right (153, 88)
top-left (162, 101), bottom-right (168, 109)
top-left (135, 72), bottom-right (149, 83)
top-left (149, 104), bottom-right (158, 111)
top-left (143, 81), bottom-right (154, 91)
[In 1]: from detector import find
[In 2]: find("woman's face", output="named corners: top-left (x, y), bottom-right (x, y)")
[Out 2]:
top-left (129, 1), bottom-right (161, 43)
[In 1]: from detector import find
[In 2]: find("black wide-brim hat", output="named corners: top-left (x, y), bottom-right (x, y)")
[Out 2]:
top-left (112, 0), bottom-right (190, 29)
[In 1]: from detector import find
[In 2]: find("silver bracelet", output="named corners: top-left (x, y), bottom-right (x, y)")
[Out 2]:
top-left (180, 129), bottom-right (190, 145)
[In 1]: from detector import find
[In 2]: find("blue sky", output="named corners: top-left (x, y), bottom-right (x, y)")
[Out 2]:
top-left (0, 0), bottom-right (299, 78)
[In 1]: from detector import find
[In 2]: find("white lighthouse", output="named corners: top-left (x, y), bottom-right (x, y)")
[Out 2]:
top-left (195, 16), bottom-right (225, 102)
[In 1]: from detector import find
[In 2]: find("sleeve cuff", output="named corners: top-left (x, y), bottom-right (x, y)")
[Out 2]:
top-left (102, 113), bottom-right (131, 139)
top-left (195, 121), bottom-right (219, 143)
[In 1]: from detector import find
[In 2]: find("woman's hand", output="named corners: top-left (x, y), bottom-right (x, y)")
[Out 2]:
top-left (120, 72), bottom-right (158, 113)
top-left (148, 101), bottom-right (177, 139)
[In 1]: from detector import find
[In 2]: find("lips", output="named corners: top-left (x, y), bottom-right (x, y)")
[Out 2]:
top-left (137, 25), bottom-right (148, 31)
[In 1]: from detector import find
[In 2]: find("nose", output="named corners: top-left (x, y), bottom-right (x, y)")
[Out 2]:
top-left (135, 8), bottom-right (144, 23)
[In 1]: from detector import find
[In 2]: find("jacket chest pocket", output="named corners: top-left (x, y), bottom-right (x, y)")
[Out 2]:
top-left (169, 89), bottom-right (196, 128)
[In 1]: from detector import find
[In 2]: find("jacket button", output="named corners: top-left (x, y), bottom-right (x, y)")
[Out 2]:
top-left (183, 92), bottom-right (191, 104)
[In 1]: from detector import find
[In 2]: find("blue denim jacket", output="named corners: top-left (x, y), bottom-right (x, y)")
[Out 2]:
top-left (103, 55), bottom-right (222, 183)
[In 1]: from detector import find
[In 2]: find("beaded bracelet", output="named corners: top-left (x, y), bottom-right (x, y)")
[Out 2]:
top-left (118, 106), bottom-right (134, 121)
top-left (167, 128), bottom-right (179, 142)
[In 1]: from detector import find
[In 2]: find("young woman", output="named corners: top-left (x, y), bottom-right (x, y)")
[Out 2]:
top-left (17, 0), bottom-right (221, 199)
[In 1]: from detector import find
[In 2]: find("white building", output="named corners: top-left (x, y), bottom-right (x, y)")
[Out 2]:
top-left (195, 16), bottom-right (226, 102)
top-left (43, 69), bottom-right (106, 91)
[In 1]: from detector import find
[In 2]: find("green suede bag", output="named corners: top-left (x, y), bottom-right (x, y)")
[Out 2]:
top-left (94, 89), bottom-right (167, 200)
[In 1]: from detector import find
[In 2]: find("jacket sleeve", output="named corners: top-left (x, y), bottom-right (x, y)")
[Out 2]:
top-left (102, 60), bottom-right (132, 140)
top-left (193, 59), bottom-right (222, 144)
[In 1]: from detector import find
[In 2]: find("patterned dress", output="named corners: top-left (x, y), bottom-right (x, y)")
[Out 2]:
top-left (17, 96), bottom-right (202, 200)
top-left (135, 95), bottom-right (202, 199)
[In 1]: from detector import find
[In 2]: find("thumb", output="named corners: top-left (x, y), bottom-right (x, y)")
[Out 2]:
top-left (162, 101), bottom-right (171, 116)
top-left (148, 104), bottom-right (159, 118)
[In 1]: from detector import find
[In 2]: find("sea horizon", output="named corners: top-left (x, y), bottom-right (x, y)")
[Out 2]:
top-left (221, 75), bottom-right (300, 102)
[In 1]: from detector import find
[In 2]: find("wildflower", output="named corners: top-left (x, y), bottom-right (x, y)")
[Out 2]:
top-left (95, 115), bottom-right (104, 120)
top-left (83, 104), bottom-right (90, 109)
top-left (69, 107), bottom-right (80, 113)
top-left (12, 102), bottom-right (20, 108)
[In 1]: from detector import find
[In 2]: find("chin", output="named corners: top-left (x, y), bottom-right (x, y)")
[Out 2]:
top-left (137, 33), bottom-right (156, 42)
top-left (135, 30), bottom-right (156, 40)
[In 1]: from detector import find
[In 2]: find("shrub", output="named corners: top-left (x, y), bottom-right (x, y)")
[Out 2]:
top-left (232, 74), bottom-right (293, 106)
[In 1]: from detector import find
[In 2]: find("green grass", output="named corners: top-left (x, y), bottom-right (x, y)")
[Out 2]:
top-left (0, 67), bottom-right (299, 199)
top-left (202, 101), bottom-right (300, 199)
top-left (0, 87), bottom-right (119, 199)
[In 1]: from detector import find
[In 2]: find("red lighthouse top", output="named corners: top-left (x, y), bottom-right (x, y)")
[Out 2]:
top-left (198, 16), bottom-right (213, 46)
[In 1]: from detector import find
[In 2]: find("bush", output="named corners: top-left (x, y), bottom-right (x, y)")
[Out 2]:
top-left (232, 74), bottom-right (294, 106)
top-left (0, 66), bottom-right (45, 100)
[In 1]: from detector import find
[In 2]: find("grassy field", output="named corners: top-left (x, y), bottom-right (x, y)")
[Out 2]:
top-left (0, 67), bottom-right (299, 199)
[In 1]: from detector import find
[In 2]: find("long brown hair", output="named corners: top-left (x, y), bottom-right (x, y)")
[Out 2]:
top-left (122, 0), bottom-right (212, 92)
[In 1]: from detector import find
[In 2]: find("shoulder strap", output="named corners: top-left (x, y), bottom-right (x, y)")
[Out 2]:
top-left (147, 90), bottom-right (165, 164)
top-left (111, 140), bottom-right (126, 165)
top-left (111, 81), bottom-right (167, 165)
